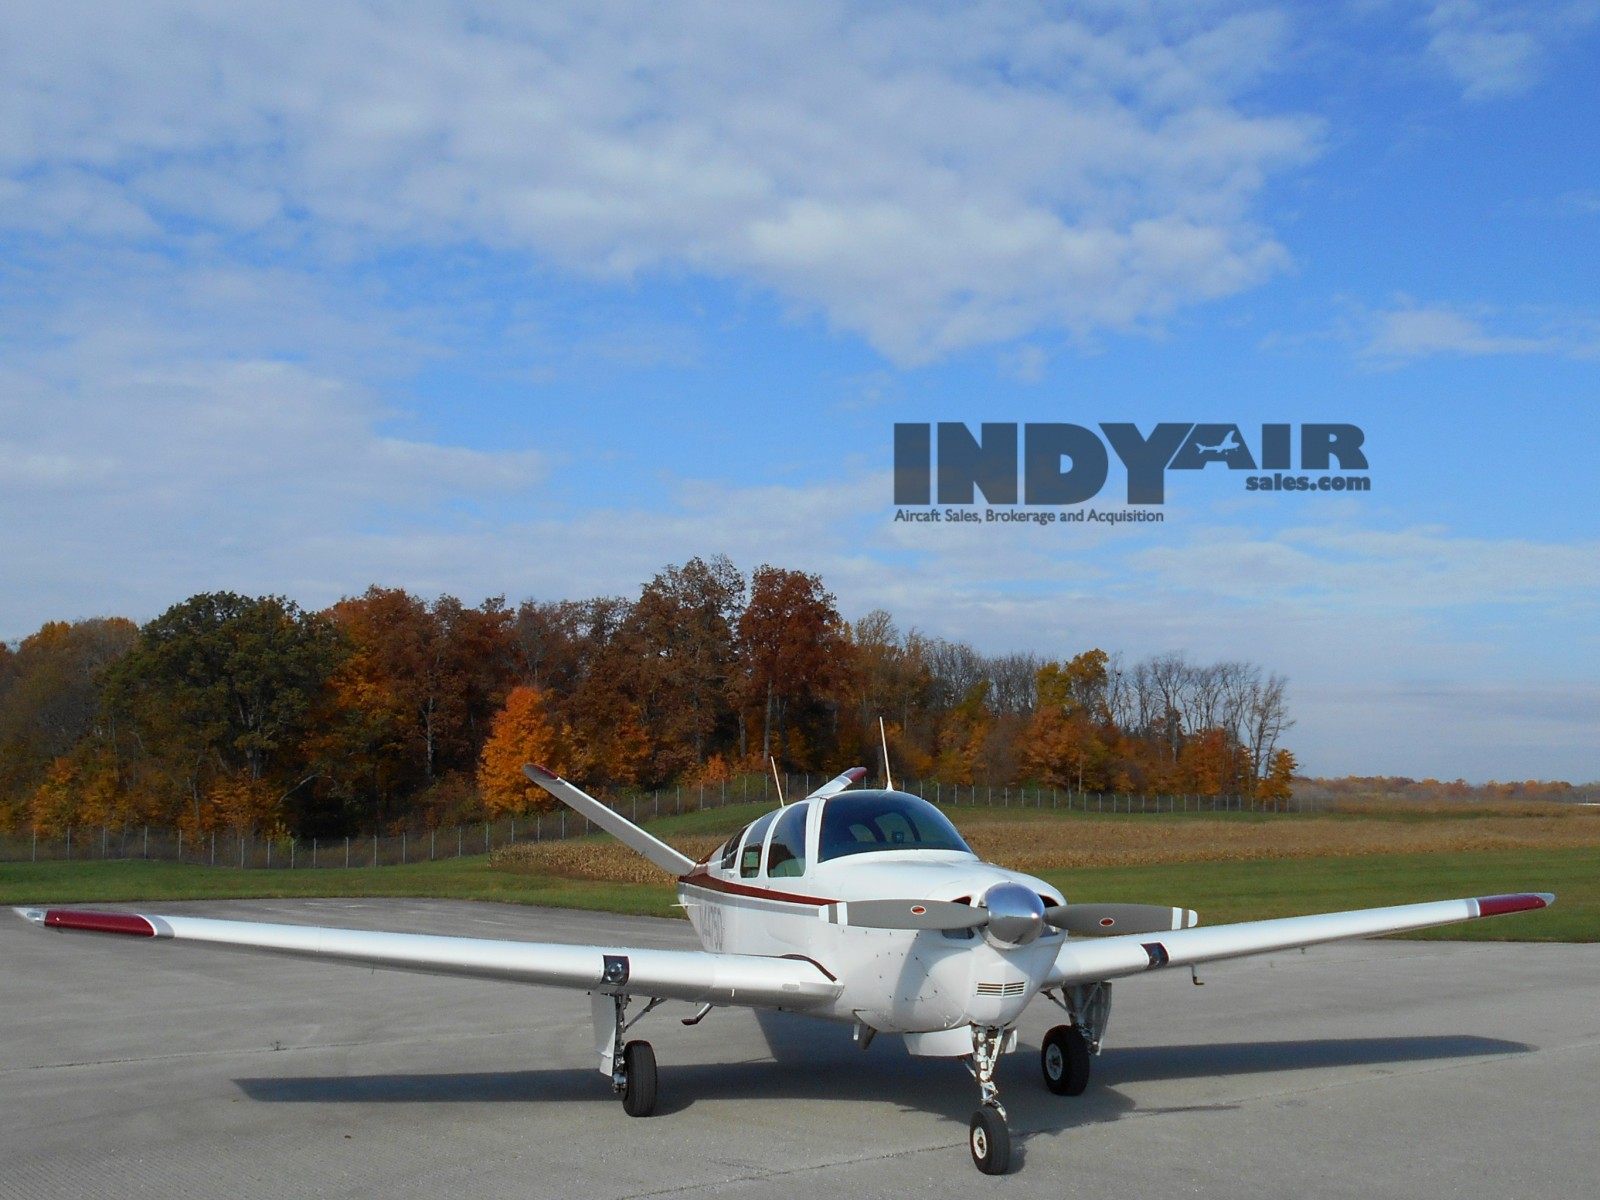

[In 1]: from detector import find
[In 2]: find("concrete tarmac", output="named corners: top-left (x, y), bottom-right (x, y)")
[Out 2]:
top-left (3, 898), bottom-right (1595, 1199)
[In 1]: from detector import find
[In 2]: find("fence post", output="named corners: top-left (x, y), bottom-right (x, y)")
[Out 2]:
top-left (67, 826), bottom-right (72, 860)
top-left (372, 835), bottom-right (377, 867)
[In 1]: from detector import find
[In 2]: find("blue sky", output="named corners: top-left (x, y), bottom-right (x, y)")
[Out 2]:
top-left (2, 1), bottom-right (1597, 782)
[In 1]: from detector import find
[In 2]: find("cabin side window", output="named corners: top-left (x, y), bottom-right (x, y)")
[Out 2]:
top-left (739, 811), bottom-right (778, 879)
top-left (765, 803), bottom-right (810, 878)
top-left (719, 823), bottom-right (751, 873)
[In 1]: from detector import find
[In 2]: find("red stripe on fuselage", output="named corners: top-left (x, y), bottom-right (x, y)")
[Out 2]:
top-left (680, 868), bottom-right (835, 907)
top-left (1475, 893), bottom-right (1549, 918)
top-left (44, 909), bottom-right (157, 937)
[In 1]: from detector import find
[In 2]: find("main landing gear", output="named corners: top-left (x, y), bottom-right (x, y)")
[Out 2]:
top-left (607, 993), bottom-right (664, 1117)
top-left (1041, 980), bottom-right (1111, 1096)
top-left (1040, 1025), bottom-right (1091, 1095)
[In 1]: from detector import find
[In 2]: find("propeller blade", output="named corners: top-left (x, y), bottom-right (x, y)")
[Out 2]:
top-left (820, 899), bottom-right (990, 931)
top-left (1045, 903), bottom-right (1198, 935)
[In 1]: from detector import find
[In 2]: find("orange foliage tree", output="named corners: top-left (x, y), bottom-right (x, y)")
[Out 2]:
top-left (477, 686), bottom-right (569, 816)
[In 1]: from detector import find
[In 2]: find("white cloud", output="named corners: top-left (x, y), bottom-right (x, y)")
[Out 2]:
top-left (1421, 0), bottom-right (1600, 100)
top-left (1352, 299), bottom-right (1599, 362)
top-left (0, 1), bottom-right (1320, 363)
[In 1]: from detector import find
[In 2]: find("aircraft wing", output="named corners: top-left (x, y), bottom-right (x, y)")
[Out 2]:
top-left (1046, 892), bottom-right (1554, 987)
top-left (13, 907), bottom-right (842, 1009)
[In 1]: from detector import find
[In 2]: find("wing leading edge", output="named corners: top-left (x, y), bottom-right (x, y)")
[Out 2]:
top-left (1046, 892), bottom-right (1555, 988)
top-left (14, 907), bottom-right (841, 1009)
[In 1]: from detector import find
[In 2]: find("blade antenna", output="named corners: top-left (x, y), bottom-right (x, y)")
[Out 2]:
top-left (878, 716), bottom-right (896, 791)
top-left (770, 756), bottom-right (787, 807)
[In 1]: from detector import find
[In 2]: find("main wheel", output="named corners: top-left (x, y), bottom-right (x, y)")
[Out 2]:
top-left (1041, 1024), bottom-right (1091, 1096)
top-left (622, 1040), bottom-right (657, 1117)
top-left (969, 1107), bottom-right (1011, 1175)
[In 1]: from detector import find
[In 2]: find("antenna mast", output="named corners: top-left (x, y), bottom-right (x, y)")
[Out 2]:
top-left (878, 716), bottom-right (896, 791)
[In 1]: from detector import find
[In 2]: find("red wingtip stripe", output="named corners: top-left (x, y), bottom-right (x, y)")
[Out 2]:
top-left (43, 909), bottom-right (157, 937)
top-left (523, 763), bottom-right (558, 781)
top-left (1475, 893), bottom-right (1550, 918)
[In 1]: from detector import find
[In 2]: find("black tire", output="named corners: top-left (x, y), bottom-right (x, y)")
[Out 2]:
top-left (969, 1107), bottom-right (1011, 1175)
top-left (622, 1040), bottom-right (657, 1117)
top-left (1041, 1024), bottom-right (1091, 1096)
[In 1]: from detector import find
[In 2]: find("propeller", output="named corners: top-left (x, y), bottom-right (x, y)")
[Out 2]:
top-left (1044, 903), bottom-right (1198, 935)
top-left (820, 892), bottom-right (1198, 940)
top-left (820, 899), bottom-right (988, 930)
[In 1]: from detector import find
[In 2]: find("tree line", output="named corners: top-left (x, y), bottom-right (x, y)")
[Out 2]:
top-left (0, 556), bottom-right (1297, 839)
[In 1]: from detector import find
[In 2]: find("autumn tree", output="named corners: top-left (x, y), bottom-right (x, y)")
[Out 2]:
top-left (625, 556), bottom-right (745, 778)
top-left (324, 587), bottom-right (515, 829)
top-left (1258, 748), bottom-right (1298, 810)
top-left (931, 680), bottom-right (995, 785)
top-left (737, 566), bottom-right (849, 768)
top-left (1023, 650), bottom-right (1116, 793)
top-left (0, 617), bottom-right (137, 829)
top-left (101, 593), bottom-right (346, 832)
top-left (477, 686), bottom-right (568, 816)
top-left (841, 611), bottom-right (935, 773)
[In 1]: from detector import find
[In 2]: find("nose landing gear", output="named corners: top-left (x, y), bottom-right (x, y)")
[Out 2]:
top-left (964, 1025), bottom-right (1013, 1174)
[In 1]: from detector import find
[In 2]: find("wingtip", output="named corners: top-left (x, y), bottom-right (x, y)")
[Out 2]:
top-left (1474, 892), bottom-right (1556, 918)
top-left (522, 763), bottom-right (559, 782)
top-left (12, 906), bottom-right (47, 926)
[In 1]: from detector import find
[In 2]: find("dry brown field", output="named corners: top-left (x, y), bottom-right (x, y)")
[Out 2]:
top-left (491, 800), bottom-right (1600, 884)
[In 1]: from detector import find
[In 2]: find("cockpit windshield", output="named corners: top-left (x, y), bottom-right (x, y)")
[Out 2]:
top-left (817, 792), bottom-right (973, 862)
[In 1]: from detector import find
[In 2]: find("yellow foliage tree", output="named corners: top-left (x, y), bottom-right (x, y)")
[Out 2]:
top-left (478, 687), bottom-right (569, 816)
top-left (1258, 748), bottom-right (1298, 810)
top-left (29, 758), bottom-right (80, 837)
top-left (206, 773), bottom-right (280, 833)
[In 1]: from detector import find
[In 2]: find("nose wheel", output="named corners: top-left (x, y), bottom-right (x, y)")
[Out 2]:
top-left (968, 1107), bottom-right (1011, 1174)
top-left (964, 1025), bottom-right (1014, 1175)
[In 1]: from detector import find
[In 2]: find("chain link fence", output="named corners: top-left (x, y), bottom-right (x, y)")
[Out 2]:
top-left (0, 773), bottom-right (1312, 867)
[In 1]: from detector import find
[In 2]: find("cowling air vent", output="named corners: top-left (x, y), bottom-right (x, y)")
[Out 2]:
top-left (975, 981), bottom-right (1027, 997)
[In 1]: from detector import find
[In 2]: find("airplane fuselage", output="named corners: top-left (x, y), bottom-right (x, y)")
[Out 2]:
top-left (677, 790), bottom-right (1066, 1043)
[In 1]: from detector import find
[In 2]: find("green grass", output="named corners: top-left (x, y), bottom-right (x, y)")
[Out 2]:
top-left (5, 817), bottom-right (1594, 941)
top-left (0, 856), bottom-right (682, 918)
top-left (1035, 848), bottom-right (1595, 941)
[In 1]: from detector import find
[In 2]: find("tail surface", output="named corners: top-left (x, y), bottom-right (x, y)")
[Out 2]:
top-left (522, 765), bottom-right (697, 875)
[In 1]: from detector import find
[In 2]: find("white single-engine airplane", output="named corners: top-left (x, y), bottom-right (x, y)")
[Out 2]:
top-left (17, 764), bottom-right (1554, 1175)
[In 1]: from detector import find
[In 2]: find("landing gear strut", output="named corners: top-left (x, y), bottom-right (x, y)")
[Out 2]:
top-left (964, 1025), bottom-right (1012, 1175)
